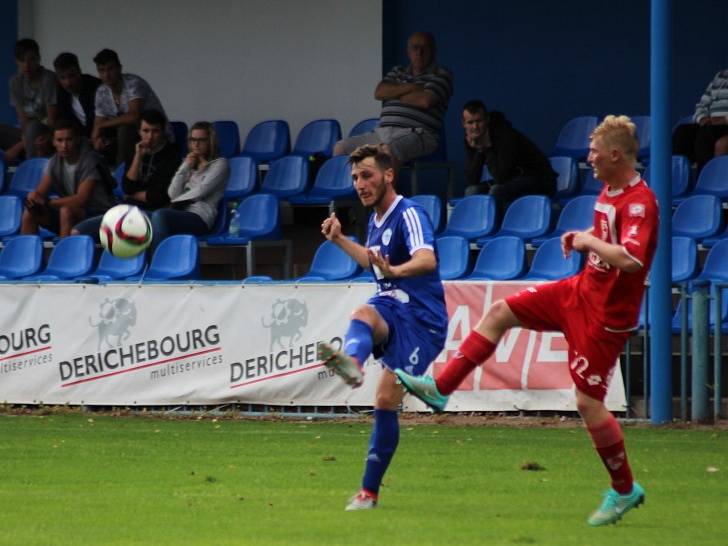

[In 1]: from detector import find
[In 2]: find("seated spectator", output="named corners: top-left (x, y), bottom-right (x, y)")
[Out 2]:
top-left (0, 39), bottom-right (57, 164)
top-left (22, 119), bottom-right (117, 238)
top-left (150, 122), bottom-right (229, 248)
top-left (673, 68), bottom-right (728, 172)
top-left (333, 32), bottom-right (453, 167)
top-left (72, 109), bottom-right (181, 239)
top-left (462, 100), bottom-right (556, 218)
top-left (91, 48), bottom-right (171, 168)
top-left (32, 123), bottom-right (55, 158)
top-left (53, 52), bottom-right (101, 139)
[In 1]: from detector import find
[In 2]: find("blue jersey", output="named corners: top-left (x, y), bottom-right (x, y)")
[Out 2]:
top-left (365, 195), bottom-right (447, 335)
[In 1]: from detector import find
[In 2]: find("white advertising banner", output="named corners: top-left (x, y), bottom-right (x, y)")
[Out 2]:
top-left (0, 282), bottom-right (626, 411)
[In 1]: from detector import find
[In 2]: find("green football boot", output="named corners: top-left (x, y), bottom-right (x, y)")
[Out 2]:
top-left (394, 369), bottom-right (449, 412)
top-left (587, 482), bottom-right (645, 526)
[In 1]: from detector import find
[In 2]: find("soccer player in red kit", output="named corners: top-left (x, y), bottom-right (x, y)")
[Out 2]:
top-left (396, 115), bottom-right (657, 526)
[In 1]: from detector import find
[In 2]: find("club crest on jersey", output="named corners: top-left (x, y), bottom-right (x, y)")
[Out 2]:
top-left (629, 203), bottom-right (645, 217)
top-left (382, 228), bottom-right (392, 246)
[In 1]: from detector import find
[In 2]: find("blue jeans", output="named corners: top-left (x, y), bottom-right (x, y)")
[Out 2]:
top-left (151, 208), bottom-right (208, 249)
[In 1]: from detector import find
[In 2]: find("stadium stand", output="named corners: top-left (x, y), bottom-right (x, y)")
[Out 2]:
top-left (348, 118), bottom-right (379, 137)
top-left (80, 250), bottom-right (146, 283)
top-left (170, 121), bottom-right (188, 157)
top-left (259, 155), bottom-right (309, 199)
top-left (476, 195), bottom-right (551, 246)
top-left (23, 235), bottom-right (94, 281)
top-left (296, 238), bottom-right (360, 282)
top-left (7, 157), bottom-right (48, 198)
top-left (0, 195), bottom-right (22, 238)
top-left (521, 236), bottom-right (582, 280)
top-left (550, 155), bottom-right (579, 200)
top-left (140, 234), bottom-right (200, 282)
top-left (552, 115), bottom-right (598, 159)
top-left (532, 194), bottom-right (596, 246)
top-left (436, 235), bottom-right (469, 280)
top-left (288, 155), bottom-right (356, 207)
top-left (671, 194), bottom-right (723, 242)
top-left (239, 120), bottom-right (290, 163)
top-left (0, 235), bottom-right (42, 280)
top-left (290, 119), bottom-right (341, 158)
top-left (643, 155), bottom-right (691, 203)
top-left (440, 195), bottom-right (496, 241)
top-left (212, 120), bottom-right (241, 158)
top-left (410, 194), bottom-right (442, 233)
top-left (466, 235), bottom-right (526, 280)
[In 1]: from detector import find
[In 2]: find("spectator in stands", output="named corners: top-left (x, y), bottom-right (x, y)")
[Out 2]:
top-left (22, 119), bottom-right (117, 238)
top-left (0, 39), bottom-right (57, 164)
top-left (333, 32), bottom-right (453, 167)
top-left (92, 48), bottom-right (170, 168)
top-left (673, 68), bottom-right (728, 172)
top-left (462, 99), bottom-right (556, 218)
top-left (150, 121), bottom-right (229, 248)
top-left (53, 52), bottom-right (101, 139)
top-left (32, 123), bottom-right (55, 158)
top-left (72, 109), bottom-right (181, 239)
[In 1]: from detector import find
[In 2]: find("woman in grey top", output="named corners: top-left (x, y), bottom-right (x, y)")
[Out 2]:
top-left (150, 121), bottom-right (229, 248)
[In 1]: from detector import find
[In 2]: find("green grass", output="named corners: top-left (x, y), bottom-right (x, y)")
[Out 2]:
top-left (0, 413), bottom-right (726, 546)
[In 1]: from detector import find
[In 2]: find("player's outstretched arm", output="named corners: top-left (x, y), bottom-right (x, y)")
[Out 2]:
top-left (572, 231), bottom-right (642, 273)
top-left (321, 212), bottom-right (370, 268)
top-left (368, 248), bottom-right (436, 278)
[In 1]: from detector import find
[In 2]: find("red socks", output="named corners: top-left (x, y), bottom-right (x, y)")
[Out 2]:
top-left (587, 414), bottom-right (634, 494)
top-left (435, 330), bottom-right (496, 395)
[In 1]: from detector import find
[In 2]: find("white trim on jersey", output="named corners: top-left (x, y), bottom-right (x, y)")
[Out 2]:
top-left (621, 245), bottom-right (644, 267)
top-left (373, 195), bottom-right (403, 228)
top-left (594, 201), bottom-right (618, 243)
top-left (403, 206), bottom-right (429, 255)
top-left (605, 173), bottom-right (642, 197)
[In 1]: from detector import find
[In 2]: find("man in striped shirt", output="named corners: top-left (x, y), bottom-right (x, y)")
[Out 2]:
top-left (334, 32), bottom-right (453, 166)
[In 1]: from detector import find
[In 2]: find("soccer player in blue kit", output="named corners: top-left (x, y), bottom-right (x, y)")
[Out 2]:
top-left (318, 144), bottom-right (448, 511)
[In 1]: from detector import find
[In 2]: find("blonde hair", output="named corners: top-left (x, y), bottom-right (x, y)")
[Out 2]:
top-left (591, 115), bottom-right (639, 164)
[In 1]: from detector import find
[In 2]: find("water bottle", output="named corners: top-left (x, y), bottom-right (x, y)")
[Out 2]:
top-left (228, 208), bottom-right (240, 237)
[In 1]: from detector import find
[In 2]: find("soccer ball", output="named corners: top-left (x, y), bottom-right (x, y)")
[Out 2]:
top-left (99, 204), bottom-right (152, 258)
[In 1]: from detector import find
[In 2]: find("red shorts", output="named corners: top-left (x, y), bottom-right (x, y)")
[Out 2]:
top-left (505, 277), bottom-right (628, 401)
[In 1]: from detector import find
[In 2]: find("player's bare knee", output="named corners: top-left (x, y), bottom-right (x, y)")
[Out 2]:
top-left (350, 304), bottom-right (376, 325)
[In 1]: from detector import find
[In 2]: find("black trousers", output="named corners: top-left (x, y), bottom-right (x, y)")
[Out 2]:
top-left (672, 123), bottom-right (728, 172)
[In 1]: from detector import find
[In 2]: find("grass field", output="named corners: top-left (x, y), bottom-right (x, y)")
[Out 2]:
top-left (0, 412), bottom-right (726, 546)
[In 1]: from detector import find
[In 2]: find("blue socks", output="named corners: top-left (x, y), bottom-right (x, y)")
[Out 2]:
top-left (362, 409), bottom-right (399, 495)
top-left (344, 319), bottom-right (373, 366)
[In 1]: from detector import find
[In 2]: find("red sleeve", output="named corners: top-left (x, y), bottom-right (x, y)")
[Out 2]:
top-left (618, 192), bottom-right (658, 267)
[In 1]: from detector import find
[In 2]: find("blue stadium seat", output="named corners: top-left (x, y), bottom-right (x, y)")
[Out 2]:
top-left (291, 119), bottom-right (342, 158)
top-left (297, 238), bottom-right (360, 282)
top-left (225, 156), bottom-right (258, 200)
top-left (441, 195), bottom-right (496, 241)
top-left (436, 236), bottom-right (470, 280)
top-left (521, 236), bottom-right (582, 280)
top-left (24, 235), bottom-right (94, 281)
top-left (644, 155), bottom-right (691, 203)
top-left (532, 194), bottom-right (596, 246)
top-left (0, 155), bottom-right (5, 193)
top-left (0, 195), bottom-right (22, 238)
top-left (410, 194), bottom-right (442, 233)
top-left (692, 238), bottom-right (728, 283)
top-left (680, 155), bottom-right (728, 200)
top-left (81, 250), bottom-right (146, 282)
top-left (672, 288), bottom-right (728, 334)
top-left (632, 115), bottom-right (651, 159)
top-left (348, 118), bottom-right (379, 137)
top-left (240, 120), bottom-right (290, 162)
top-left (212, 120), bottom-right (241, 158)
top-left (550, 156), bottom-right (578, 199)
top-left (0, 235), bottom-right (42, 279)
top-left (207, 193), bottom-right (281, 245)
top-left (580, 168), bottom-right (602, 194)
top-left (143, 235), bottom-right (199, 281)
top-left (477, 195), bottom-right (551, 245)
top-left (8, 157), bottom-right (48, 198)
top-left (243, 275), bottom-right (273, 283)
top-left (467, 236), bottom-right (526, 280)
top-left (170, 121), bottom-right (188, 157)
top-left (288, 155), bottom-right (356, 205)
top-left (672, 195), bottom-right (723, 241)
top-left (671, 236), bottom-right (698, 283)
top-left (552, 116), bottom-right (598, 159)
top-left (260, 155), bottom-right (309, 199)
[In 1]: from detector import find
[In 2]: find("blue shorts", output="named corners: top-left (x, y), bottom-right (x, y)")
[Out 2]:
top-left (368, 295), bottom-right (446, 376)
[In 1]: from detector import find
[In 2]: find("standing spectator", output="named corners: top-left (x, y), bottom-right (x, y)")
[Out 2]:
top-left (92, 48), bottom-right (171, 168)
top-left (150, 121), bottom-right (229, 248)
top-left (22, 119), bottom-right (117, 238)
top-left (462, 99), bottom-right (556, 218)
top-left (0, 39), bottom-right (57, 163)
top-left (333, 32), bottom-right (453, 167)
top-left (673, 68), bottom-right (728, 172)
top-left (53, 52), bottom-right (101, 139)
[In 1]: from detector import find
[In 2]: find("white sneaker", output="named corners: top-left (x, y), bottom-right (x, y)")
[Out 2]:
top-left (318, 342), bottom-right (364, 388)
top-left (345, 490), bottom-right (378, 511)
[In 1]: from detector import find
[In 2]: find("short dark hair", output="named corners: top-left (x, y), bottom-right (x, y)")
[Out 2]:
top-left (348, 144), bottom-right (395, 172)
top-left (53, 118), bottom-right (80, 135)
top-left (15, 38), bottom-right (39, 60)
top-left (93, 48), bottom-right (121, 67)
top-left (140, 109), bottom-right (167, 130)
top-left (36, 123), bottom-right (53, 138)
top-left (53, 52), bottom-right (80, 72)
top-left (463, 99), bottom-right (487, 116)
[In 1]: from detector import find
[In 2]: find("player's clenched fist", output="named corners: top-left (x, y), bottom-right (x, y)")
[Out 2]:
top-left (321, 212), bottom-right (342, 241)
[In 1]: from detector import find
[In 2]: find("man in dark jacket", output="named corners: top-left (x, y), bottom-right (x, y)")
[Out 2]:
top-left (463, 100), bottom-right (556, 218)
top-left (53, 52), bottom-right (101, 139)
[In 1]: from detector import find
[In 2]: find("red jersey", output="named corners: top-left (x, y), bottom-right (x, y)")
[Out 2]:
top-left (575, 176), bottom-right (659, 332)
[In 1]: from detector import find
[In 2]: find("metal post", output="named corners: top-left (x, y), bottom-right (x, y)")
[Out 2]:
top-left (692, 286), bottom-right (709, 422)
top-left (649, 0), bottom-right (673, 423)
top-left (680, 286), bottom-right (688, 420)
top-left (713, 286), bottom-right (723, 420)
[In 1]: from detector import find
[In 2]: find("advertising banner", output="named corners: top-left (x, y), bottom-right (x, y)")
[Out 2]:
top-left (0, 282), bottom-right (626, 411)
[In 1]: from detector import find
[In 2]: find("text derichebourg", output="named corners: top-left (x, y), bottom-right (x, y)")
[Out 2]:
top-left (59, 325), bottom-right (220, 382)
top-left (229, 336), bottom-right (342, 383)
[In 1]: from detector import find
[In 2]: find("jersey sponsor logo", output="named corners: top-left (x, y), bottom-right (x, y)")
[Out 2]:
top-left (382, 228), bottom-right (392, 246)
top-left (629, 203), bottom-right (645, 217)
top-left (627, 225), bottom-right (639, 238)
top-left (606, 452), bottom-right (625, 471)
top-left (588, 251), bottom-right (610, 272)
top-left (586, 374), bottom-right (603, 386)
